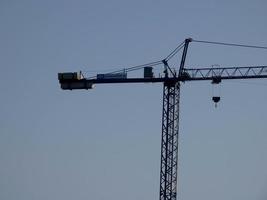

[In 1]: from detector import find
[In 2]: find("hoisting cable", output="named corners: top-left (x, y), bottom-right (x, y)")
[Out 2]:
top-left (85, 40), bottom-right (186, 79)
top-left (192, 39), bottom-right (267, 50)
top-left (165, 41), bottom-right (185, 61)
top-left (86, 39), bottom-right (267, 79)
top-left (86, 60), bottom-right (163, 79)
top-left (126, 60), bottom-right (163, 72)
top-left (106, 60), bottom-right (163, 74)
top-left (124, 40), bottom-right (185, 73)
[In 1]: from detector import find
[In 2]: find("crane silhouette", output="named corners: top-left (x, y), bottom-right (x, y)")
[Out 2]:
top-left (58, 38), bottom-right (267, 200)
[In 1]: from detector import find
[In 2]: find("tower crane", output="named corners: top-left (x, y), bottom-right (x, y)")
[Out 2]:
top-left (58, 38), bottom-right (267, 200)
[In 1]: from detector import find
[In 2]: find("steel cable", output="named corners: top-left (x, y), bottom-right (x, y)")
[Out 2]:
top-left (192, 39), bottom-right (267, 50)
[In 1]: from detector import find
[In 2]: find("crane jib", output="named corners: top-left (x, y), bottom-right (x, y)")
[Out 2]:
top-left (59, 66), bottom-right (267, 90)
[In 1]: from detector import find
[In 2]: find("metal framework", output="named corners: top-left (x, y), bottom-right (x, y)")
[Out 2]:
top-left (183, 65), bottom-right (267, 81)
top-left (59, 66), bottom-right (267, 90)
top-left (57, 38), bottom-right (267, 200)
top-left (160, 82), bottom-right (180, 200)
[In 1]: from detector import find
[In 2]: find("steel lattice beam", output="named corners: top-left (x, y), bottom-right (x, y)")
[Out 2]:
top-left (182, 65), bottom-right (267, 80)
top-left (159, 82), bottom-right (180, 200)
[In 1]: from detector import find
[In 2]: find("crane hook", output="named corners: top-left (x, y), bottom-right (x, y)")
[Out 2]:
top-left (212, 96), bottom-right (221, 108)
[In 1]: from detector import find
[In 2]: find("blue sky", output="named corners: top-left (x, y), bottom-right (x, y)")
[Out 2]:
top-left (0, 0), bottom-right (267, 200)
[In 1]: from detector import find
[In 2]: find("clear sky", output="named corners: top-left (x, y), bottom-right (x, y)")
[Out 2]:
top-left (1, 0), bottom-right (267, 200)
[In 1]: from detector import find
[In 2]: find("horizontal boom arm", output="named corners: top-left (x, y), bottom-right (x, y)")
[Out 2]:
top-left (58, 65), bottom-right (267, 90)
top-left (182, 65), bottom-right (267, 81)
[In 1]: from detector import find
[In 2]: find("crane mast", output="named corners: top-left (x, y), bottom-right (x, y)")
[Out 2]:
top-left (159, 81), bottom-right (180, 200)
top-left (58, 38), bottom-right (267, 200)
top-left (159, 38), bottom-right (191, 200)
